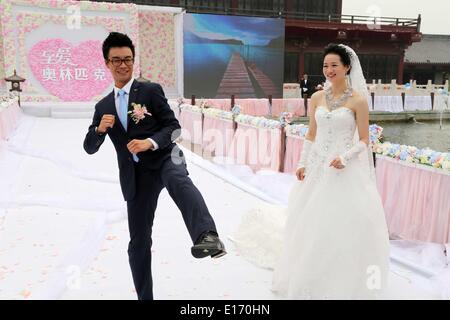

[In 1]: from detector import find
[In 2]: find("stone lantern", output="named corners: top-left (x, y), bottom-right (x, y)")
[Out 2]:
top-left (5, 69), bottom-right (25, 106)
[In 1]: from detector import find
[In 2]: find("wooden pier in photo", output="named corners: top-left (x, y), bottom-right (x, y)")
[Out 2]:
top-left (216, 52), bottom-right (256, 99)
top-left (247, 63), bottom-right (282, 98)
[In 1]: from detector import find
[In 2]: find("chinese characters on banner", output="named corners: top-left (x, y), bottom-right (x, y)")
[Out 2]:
top-left (41, 48), bottom-right (107, 82)
top-left (28, 39), bottom-right (113, 101)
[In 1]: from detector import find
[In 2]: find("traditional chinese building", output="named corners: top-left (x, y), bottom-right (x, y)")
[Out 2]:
top-left (95, 0), bottom-right (422, 86)
top-left (404, 34), bottom-right (450, 85)
top-left (283, 5), bottom-right (421, 86)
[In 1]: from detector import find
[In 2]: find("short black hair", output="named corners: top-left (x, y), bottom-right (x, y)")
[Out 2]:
top-left (323, 43), bottom-right (351, 74)
top-left (102, 32), bottom-right (135, 60)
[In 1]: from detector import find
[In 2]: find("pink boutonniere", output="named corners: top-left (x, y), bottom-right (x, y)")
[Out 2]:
top-left (128, 103), bottom-right (152, 124)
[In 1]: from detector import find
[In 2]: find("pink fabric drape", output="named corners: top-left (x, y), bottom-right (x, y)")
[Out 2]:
top-left (206, 99), bottom-right (231, 111)
top-left (283, 136), bottom-right (304, 173)
top-left (202, 116), bottom-right (234, 156)
top-left (257, 127), bottom-right (282, 171)
top-left (178, 110), bottom-right (203, 145)
top-left (307, 99), bottom-right (311, 116)
top-left (271, 99), bottom-right (306, 117)
top-left (172, 106), bottom-right (181, 120)
top-left (235, 99), bottom-right (270, 117)
top-left (180, 99), bottom-right (312, 117)
top-left (282, 137), bottom-right (449, 244)
top-left (0, 102), bottom-right (22, 140)
top-left (227, 123), bottom-right (281, 171)
top-left (179, 106), bottom-right (449, 245)
top-left (376, 157), bottom-right (450, 244)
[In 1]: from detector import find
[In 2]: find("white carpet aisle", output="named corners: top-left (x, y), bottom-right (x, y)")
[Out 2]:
top-left (0, 115), bottom-right (445, 300)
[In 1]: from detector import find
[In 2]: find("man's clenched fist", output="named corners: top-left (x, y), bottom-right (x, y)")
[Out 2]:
top-left (97, 114), bottom-right (115, 134)
top-left (127, 139), bottom-right (153, 154)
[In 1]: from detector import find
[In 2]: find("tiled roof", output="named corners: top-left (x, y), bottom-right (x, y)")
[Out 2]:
top-left (405, 34), bottom-right (450, 64)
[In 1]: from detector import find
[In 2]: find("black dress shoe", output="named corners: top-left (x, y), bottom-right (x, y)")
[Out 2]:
top-left (191, 231), bottom-right (227, 259)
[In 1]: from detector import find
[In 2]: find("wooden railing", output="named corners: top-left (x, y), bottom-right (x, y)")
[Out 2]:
top-left (89, 0), bottom-right (421, 31)
top-left (369, 80), bottom-right (449, 95)
top-left (285, 12), bottom-right (420, 30)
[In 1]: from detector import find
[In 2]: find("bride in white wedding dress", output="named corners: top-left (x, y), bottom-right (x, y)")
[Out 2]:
top-left (232, 44), bottom-right (390, 299)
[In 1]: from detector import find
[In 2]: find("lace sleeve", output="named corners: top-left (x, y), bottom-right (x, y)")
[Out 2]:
top-left (297, 139), bottom-right (313, 169)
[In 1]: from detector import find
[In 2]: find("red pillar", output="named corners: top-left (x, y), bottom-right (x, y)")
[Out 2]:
top-left (279, 127), bottom-right (286, 172)
top-left (336, 0), bottom-right (343, 14)
top-left (230, 0), bottom-right (238, 11)
top-left (285, 0), bottom-right (293, 12)
top-left (298, 49), bottom-right (304, 82)
top-left (398, 50), bottom-right (405, 84)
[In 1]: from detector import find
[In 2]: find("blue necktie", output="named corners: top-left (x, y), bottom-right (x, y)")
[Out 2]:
top-left (117, 89), bottom-right (128, 130)
top-left (118, 89), bottom-right (139, 162)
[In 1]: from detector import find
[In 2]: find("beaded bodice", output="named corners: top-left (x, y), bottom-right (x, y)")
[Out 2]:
top-left (305, 106), bottom-right (357, 180)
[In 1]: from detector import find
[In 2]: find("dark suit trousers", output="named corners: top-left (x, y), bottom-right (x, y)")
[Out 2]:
top-left (126, 157), bottom-right (217, 300)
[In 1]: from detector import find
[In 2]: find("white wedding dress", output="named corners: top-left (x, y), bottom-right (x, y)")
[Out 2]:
top-left (232, 105), bottom-right (390, 299)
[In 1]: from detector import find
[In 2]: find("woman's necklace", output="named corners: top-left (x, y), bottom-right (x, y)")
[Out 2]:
top-left (325, 87), bottom-right (353, 111)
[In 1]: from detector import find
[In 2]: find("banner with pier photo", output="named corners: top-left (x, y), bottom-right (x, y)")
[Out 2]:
top-left (183, 13), bottom-right (285, 99)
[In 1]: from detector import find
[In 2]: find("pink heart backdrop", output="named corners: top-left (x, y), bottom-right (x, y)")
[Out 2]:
top-left (28, 39), bottom-right (113, 101)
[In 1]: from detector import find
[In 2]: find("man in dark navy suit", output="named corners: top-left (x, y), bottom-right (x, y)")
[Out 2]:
top-left (83, 32), bottom-right (226, 300)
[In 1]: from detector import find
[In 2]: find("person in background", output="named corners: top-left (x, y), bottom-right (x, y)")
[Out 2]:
top-left (300, 73), bottom-right (314, 97)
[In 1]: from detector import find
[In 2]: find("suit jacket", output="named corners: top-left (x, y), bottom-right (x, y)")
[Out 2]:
top-left (83, 80), bottom-right (181, 201)
top-left (300, 79), bottom-right (313, 96)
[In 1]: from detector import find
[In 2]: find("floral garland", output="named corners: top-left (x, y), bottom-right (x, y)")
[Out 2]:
top-left (28, 38), bottom-right (114, 101)
top-left (0, 93), bottom-right (19, 109)
top-left (17, 12), bottom-right (128, 95)
top-left (1, 0), bottom-right (139, 101)
top-left (0, 0), bottom-right (139, 74)
top-left (373, 142), bottom-right (450, 170)
top-left (287, 123), bottom-right (384, 145)
top-left (177, 102), bottom-right (450, 170)
top-left (0, 19), bottom-right (5, 88)
top-left (369, 124), bottom-right (383, 147)
top-left (182, 103), bottom-right (279, 128)
top-left (21, 94), bottom-right (63, 103)
top-left (279, 111), bottom-right (293, 126)
top-left (138, 11), bottom-right (175, 88)
top-left (234, 114), bottom-right (281, 130)
top-left (285, 122), bottom-right (449, 170)
top-left (180, 103), bottom-right (202, 113)
top-left (202, 107), bottom-right (233, 120)
top-left (369, 124), bottom-right (449, 170)
top-left (285, 123), bottom-right (309, 138)
top-left (231, 105), bottom-right (241, 116)
top-left (1, 1), bottom-right (178, 101)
